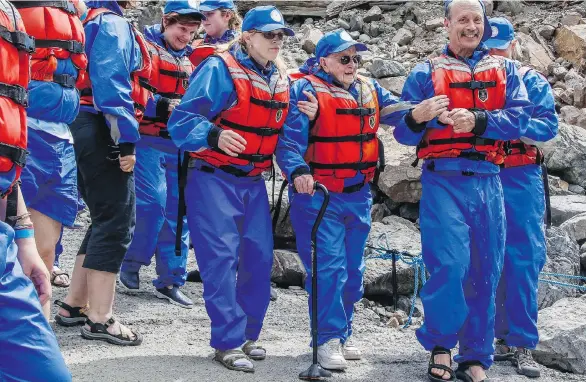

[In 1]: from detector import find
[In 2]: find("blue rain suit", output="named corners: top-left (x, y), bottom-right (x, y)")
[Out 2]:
top-left (168, 45), bottom-right (277, 351)
top-left (495, 66), bottom-right (558, 349)
top-left (19, 1), bottom-right (83, 227)
top-left (275, 66), bottom-right (405, 346)
top-left (121, 25), bottom-right (191, 289)
top-left (393, 46), bottom-right (533, 368)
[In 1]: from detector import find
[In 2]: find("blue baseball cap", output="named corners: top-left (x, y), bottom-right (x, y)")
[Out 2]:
top-left (199, 0), bottom-right (235, 12)
top-left (242, 6), bottom-right (294, 36)
top-left (484, 17), bottom-right (515, 49)
top-left (164, 0), bottom-right (205, 18)
top-left (444, 0), bottom-right (491, 42)
top-left (315, 29), bottom-right (368, 60)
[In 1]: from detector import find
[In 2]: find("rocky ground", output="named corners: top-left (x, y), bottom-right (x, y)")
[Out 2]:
top-left (54, 225), bottom-right (585, 382)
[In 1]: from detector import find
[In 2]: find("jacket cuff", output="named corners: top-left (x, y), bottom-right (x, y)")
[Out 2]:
top-left (472, 109), bottom-right (488, 136)
top-left (207, 125), bottom-right (222, 149)
top-left (119, 142), bottom-right (136, 156)
top-left (405, 109), bottom-right (427, 133)
top-left (156, 97), bottom-right (171, 121)
top-left (290, 166), bottom-right (311, 182)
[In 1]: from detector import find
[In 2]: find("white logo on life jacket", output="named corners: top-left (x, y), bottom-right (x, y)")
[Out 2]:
top-left (270, 9), bottom-right (282, 22)
top-left (478, 88), bottom-right (488, 102)
top-left (369, 115), bottom-right (376, 129)
top-left (276, 109), bottom-right (283, 122)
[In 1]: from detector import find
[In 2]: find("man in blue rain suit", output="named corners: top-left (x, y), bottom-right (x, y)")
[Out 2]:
top-left (119, 1), bottom-right (204, 309)
top-left (275, 29), bottom-right (412, 371)
top-left (393, 1), bottom-right (533, 381)
top-left (485, 17), bottom-right (558, 379)
top-left (14, 0), bottom-right (87, 319)
top-left (0, 1), bottom-right (71, 380)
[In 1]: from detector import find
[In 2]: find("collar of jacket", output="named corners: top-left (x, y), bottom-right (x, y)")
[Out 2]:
top-left (231, 43), bottom-right (277, 82)
top-left (85, 0), bottom-right (124, 16)
top-left (203, 29), bottom-right (238, 45)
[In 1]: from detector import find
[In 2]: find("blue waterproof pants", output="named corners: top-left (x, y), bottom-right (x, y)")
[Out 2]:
top-left (495, 165), bottom-right (546, 349)
top-left (185, 160), bottom-right (273, 351)
top-left (416, 170), bottom-right (505, 369)
top-left (0, 221), bottom-right (71, 381)
top-left (290, 184), bottom-right (371, 346)
top-left (122, 136), bottom-right (189, 289)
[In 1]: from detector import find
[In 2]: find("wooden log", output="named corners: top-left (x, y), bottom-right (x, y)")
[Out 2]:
top-left (236, 1), bottom-right (329, 17)
top-left (325, 0), bottom-right (371, 18)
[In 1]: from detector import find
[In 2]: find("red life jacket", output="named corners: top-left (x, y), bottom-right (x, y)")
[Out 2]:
top-left (417, 53), bottom-right (507, 165)
top-left (0, 1), bottom-right (34, 194)
top-left (78, 8), bottom-right (152, 122)
top-left (188, 42), bottom-right (216, 67)
top-left (303, 74), bottom-right (380, 193)
top-left (13, 0), bottom-right (87, 88)
top-left (502, 65), bottom-right (544, 168)
top-left (190, 51), bottom-right (290, 177)
top-left (138, 41), bottom-right (194, 138)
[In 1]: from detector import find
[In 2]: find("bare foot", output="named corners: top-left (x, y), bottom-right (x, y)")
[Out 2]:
top-left (465, 365), bottom-right (487, 382)
top-left (431, 353), bottom-right (453, 380)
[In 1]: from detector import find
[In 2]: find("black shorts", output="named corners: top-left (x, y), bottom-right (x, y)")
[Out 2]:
top-left (70, 112), bottom-right (136, 274)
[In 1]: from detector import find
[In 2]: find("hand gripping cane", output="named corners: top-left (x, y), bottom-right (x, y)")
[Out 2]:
top-left (299, 182), bottom-right (332, 381)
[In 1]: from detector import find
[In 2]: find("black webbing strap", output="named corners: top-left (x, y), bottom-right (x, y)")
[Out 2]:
top-left (0, 26), bottom-right (35, 52)
top-left (541, 164), bottom-right (551, 228)
top-left (52, 74), bottom-right (76, 88)
top-left (34, 39), bottom-right (83, 54)
top-left (0, 142), bottom-right (27, 168)
top-left (138, 77), bottom-right (157, 94)
top-left (219, 118), bottom-right (280, 137)
top-left (449, 80), bottom-right (496, 90)
top-left (160, 68), bottom-right (188, 79)
top-left (336, 107), bottom-right (376, 116)
top-left (250, 97), bottom-right (288, 110)
top-left (309, 133), bottom-right (376, 144)
top-left (309, 161), bottom-right (377, 170)
top-left (0, 82), bottom-right (28, 107)
top-left (5, 184), bottom-right (18, 227)
top-left (175, 151), bottom-right (190, 256)
top-left (13, 1), bottom-right (76, 14)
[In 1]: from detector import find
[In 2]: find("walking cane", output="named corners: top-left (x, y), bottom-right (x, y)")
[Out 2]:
top-left (299, 182), bottom-right (332, 381)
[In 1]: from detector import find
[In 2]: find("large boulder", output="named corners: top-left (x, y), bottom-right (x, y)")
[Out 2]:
top-left (300, 26), bottom-right (323, 54)
top-left (271, 249), bottom-right (306, 287)
top-left (376, 128), bottom-right (423, 203)
top-left (363, 216), bottom-right (423, 298)
top-left (560, 212), bottom-right (586, 243)
top-left (539, 227), bottom-right (580, 309)
top-left (516, 31), bottom-right (554, 73)
top-left (534, 295), bottom-right (586, 374)
top-left (543, 123), bottom-right (586, 189)
top-left (550, 195), bottom-right (586, 226)
top-left (369, 58), bottom-right (406, 79)
top-left (554, 24), bottom-right (586, 72)
top-left (376, 76), bottom-right (406, 96)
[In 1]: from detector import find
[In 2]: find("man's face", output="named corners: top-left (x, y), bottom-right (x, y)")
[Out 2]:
top-left (445, 0), bottom-right (485, 52)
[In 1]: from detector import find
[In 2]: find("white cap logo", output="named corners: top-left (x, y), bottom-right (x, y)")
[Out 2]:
top-left (188, 0), bottom-right (199, 8)
top-left (340, 31), bottom-right (352, 41)
top-left (270, 9), bottom-right (282, 22)
top-left (491, 25), bottom-right (499, 38)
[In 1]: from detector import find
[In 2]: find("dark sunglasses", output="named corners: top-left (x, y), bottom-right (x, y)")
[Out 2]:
top-left (339, 55), bottom-right (362, 65)
top-left (259, 31), bottom-right (286, 41)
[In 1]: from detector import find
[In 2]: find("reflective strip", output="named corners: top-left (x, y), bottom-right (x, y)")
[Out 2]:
top-left (474, 61), bottom-right (503, 74)
top-left (228, 67), bottom-right (246, 75)
top-left (433, 62), bottom-right (471, 73)
top-left (251, 80), bottom-right (271, 93)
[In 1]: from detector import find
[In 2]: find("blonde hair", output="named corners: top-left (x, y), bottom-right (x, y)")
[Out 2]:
top-left (223, 7), bottom-right (242, 32)
top-left (218, 31), bottom-right (287, 76)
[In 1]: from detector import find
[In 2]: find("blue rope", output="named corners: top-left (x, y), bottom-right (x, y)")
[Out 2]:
top-left (539, 278), bottom-right (586, 292)
top-left (540, 272), bottom-right (586, 281)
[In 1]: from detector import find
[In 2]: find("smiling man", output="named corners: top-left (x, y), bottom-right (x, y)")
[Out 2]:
top-left (393, 0), bottom-right (533, 381)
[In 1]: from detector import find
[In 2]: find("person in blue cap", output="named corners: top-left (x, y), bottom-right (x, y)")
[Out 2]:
top-left (119, 1), bottom-right (204, 308)
top-left (168, 5), bottom-right (310, 373)
top-left (485, 17), bottom-right (558, 379)
top-left (275, 29), bottom-right (414, 371)
top-left (196, 0), bottom-right (240, 45)
top-left (393, 0), bottom-right (533, 381)
top-left (55, 0), bottom-right (153, 346)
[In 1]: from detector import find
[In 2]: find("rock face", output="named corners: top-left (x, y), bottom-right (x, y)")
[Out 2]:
top-left (271, 249), bottom-right (306, 287)
top-left (550, 195), bottom-right (586, 226)
top-left (300, 26), bottom-right (324, 54)
top-left (376, 129), bottom-right (422, 203)
top-left (539, 227), bottom-right (581, 310)
top-left (363, 217), bottom-right (423, 298)
top-left (560, 212), bottom-right (586, 242)
top-left (369, 58), bottom-right (406, 78)
top-left (516, 32), bottom-right (554, 74)
top-left (534, 295), bottom-right (586, 374)
top-left (554, 25), bottom-right (586, 72)
top-left (376, 76), bottom-right (407, 96)
top-left (543, 123), bottom-right (586, 190)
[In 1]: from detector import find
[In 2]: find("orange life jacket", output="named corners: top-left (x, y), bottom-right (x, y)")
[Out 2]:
top-left (417, 53), bottom-right (507, 165)
top-left (78, 8), bottom-right (152, 122)
top-left (190, 51), bottom-right (289, 177)
top-left (502, 66), bottom-right (543, 168)
top-left (138, 41), bottom-right (193, 138)
top-left (303, 74), bottom-right (380, 193)
top-left (13, 0), bottom-right (87, 88)
top-left (0, 1), bottom-right (34, 194)
top-left (188, 42), bottom-right (216, 67)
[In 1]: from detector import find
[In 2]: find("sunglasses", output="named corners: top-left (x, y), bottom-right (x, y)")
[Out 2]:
top-left (259, 31), bottom-right (286, 41)
top-left (339, 55), bottom-right (362, 65)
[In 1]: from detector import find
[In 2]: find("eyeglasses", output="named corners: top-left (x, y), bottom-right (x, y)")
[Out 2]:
top-left (259, 31), bottom-right (286, 41)
top-left (339, 55), bottom-right (362, 65)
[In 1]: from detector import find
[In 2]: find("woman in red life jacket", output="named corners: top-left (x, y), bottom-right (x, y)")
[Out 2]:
top-left (167, 5), bottom-right (311, 373)
top-left (119, 1), bottom-right (203, 308)
top-left (54, 0), bottom-right (152, 347)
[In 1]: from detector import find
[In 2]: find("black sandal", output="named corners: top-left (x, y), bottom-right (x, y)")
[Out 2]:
top-left (80, 317), bottom-right (143, 346)
top-left (428, 346), bottom-right (456, 382)
top-left (455, 361), bottom-right (491, 382)
top-left (54, 300), bottom-right (88, 327)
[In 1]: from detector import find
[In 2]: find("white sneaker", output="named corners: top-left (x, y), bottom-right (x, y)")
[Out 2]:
top-left (317, 339), bottom-right (348, 370)
top-left (342, 337), bottom-right (362, 360)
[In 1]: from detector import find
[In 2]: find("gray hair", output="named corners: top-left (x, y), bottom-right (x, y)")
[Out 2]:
top-left (445, 0), bottom-right (483, 20)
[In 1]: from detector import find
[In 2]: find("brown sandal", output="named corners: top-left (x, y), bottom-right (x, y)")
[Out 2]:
top-left (51, 268), bottom-right (70, 287)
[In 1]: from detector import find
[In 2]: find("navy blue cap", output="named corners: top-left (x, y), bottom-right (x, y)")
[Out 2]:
top-left (315, 29), bottom-right (368, 60)
top-left (444, 0), bottom-right (491, 42)
top-left (484, 17), bottom-right (515, 49)
top-left (199, 0), bottom-right (235, 12)
top-left (242, 6), bottom-right (294, 36)
top-left (164, 0), bottom-right (204, 18)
